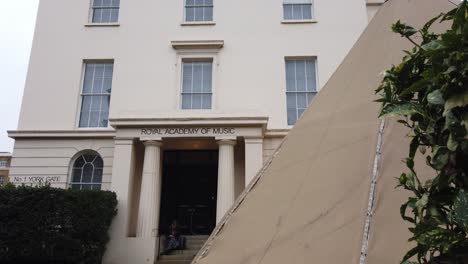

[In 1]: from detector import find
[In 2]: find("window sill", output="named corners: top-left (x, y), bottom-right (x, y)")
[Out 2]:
top-left (281, 19), bottom-right (317, 24)
top-left (85, 23), bottom-right (120, 27)
top-left (180, 21), bottom-right (216, 26)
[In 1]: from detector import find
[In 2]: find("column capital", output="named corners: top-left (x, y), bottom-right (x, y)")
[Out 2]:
top-left (217, 139), bottom-right (237, 146)
top-left (140, 136), bottom-right (162, 142)
top-left (114, 138), bottom-right (135, 146)
top-left (244, 137), bottom-right (263, 144)
top-left (143, 140), bottom-right (163, 147)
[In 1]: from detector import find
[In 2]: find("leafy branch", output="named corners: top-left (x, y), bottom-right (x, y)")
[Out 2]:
top-left (376, 1), bottom-right (468, 263)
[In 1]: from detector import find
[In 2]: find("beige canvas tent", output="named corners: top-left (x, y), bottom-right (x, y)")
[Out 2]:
top-left (192, 0), bottom-right (456, 263)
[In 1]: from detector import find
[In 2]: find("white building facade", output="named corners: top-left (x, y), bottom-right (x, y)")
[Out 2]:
top-left (9, 0), bottom-right (382, 263)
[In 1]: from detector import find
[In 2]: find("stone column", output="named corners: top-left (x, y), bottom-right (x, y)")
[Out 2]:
top-left (244, 137), bottom-right (264, 187)
top-left (216, 139), bottom-right (236, 223)
top-left (136, 140), bottom-right (163, 238)
top-left (108, 138), bottom-right (135, 238)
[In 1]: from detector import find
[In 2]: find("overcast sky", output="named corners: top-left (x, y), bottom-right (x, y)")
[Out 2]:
top-left (0, 1), bottom-right (39, 152)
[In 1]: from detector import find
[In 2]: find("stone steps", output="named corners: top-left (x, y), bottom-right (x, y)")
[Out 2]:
top-left (155, 235), bottom-right (209, 264)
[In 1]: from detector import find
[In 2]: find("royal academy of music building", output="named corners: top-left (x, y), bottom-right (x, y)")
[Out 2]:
top-left (8, 0), bottom-right (382, 263)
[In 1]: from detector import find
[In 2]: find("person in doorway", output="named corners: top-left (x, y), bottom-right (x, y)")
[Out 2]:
top-left (161, 220), bottom-right (186, 255)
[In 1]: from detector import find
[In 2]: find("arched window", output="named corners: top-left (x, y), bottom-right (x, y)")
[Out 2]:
top-left (70, 151), bottom-right (103, 190)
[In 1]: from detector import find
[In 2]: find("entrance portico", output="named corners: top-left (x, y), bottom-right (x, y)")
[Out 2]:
top-left (105, 117), bottom-right (268, 262)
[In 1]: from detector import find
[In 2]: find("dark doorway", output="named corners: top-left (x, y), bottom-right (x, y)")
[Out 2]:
top-left (159, 150), bottom-right (218, 235)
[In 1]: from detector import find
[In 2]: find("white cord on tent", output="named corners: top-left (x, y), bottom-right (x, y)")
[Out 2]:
top-left (359, 119), bottom-right (386, 264)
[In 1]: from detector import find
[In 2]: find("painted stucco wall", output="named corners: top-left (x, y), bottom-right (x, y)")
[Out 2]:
top-left (18, 0), bottom-right (371, 131)
top-left (9, 139), bottom-right (114, 189)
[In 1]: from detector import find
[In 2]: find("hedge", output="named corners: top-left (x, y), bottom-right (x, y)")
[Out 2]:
top-left (0, 184), bottom-right (118, 264)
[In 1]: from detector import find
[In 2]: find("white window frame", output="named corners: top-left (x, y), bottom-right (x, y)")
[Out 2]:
top-left (175, 52), bottom-right (218, 111)
top-left (285, 57), bottom-right (319, 126)
top-left (0, 161), bottom-right (7, 168)
top-left (76, 60), bottom-right (114, 129)
top-left (180, 59), bottom-right (214, 110)
top-left (282, 0), bottom-right (315, 22)
top-left (89, 0), bottom-right (120, 24)
top-left (184, 0), bottom-right (214, 23)
top-left (68, 150), bottom-right (104, 190)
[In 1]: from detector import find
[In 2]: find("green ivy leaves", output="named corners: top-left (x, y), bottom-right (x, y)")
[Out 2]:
top-left (454, 190), bottom-right (468, 232)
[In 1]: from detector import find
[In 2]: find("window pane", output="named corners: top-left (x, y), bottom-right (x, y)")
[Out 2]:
top-left (287, 107), bottom-right (297, 126)
top-left (186, 0), bottom-right (195, 5)
top-left (182, 94), bottom-right (191, 109)
top-left (204, 7), bottom-right (213, 21)
top-left (295, 60), bottom-right (306, 91)
top-left (112, 0), bottom-right (120, 7)
top-left (297, 93), bottom-right (308, 108)
top-left (79, 96), bottom-right (92, 127)
top-left (92, 64), bottom-right (105, 93)
top-left (204, 0), bottom-right (213, 5)
top-left (193, 63), bottom-right (203, 93)
top-left (71, 184), bottom-right (81, 190)
top-left (283, 5), bottom-right (293, 20)
top-left (103, 77), bottom-right (112, 94)
top-left (92, 184), bottom-right (102, 190)
top-left (292, 4), bottom-right (302, 19)
top-left (82, 184), bottom-right (92, 190)
top-left (82, 163), bottom-right (94, 183)
top-left (92, 9), bottom-right (103, 23)
top-left (100, 96), bottom-right (110, 127)
top-left (302, 4), bottom-right (312, 19)
top-left (202, 63), bottom-right (212, 92)
top-left (83, 154), bottom-right (96, 163)
top-left (88, 96), bottom-right (102, 127)
top-left (202, 94), bottom-right (212, 109)
top-left (93, 156), bottom-right (103, 168)
top-left (102, 0), bottom-right (112, 7)
top-left (192, 94), bottom-right (202, 109)
top-left (194, 0), bottom-right (204, 5)
top-left (72, 168), bottom-right (82, 183)
top-left (286, 60), bottom-right (296, 91)
top-left (183, 63), bottom-right (193, 93)
top-left (102, 8), bottom-right (112, 23)
top-left (287, 93), bottom-right (297, 125)
top-left (93, 0), bottom-right (104, 7)
top-left (287, 93), bottom-right (296, 109)
top-left (306, 60), bottom-right (317, 92)
top-left (74, 156), bottom-right (86, 168)
top-left (83, 64), bottom-right (95, 93)
top-left (93, 169), bottom-right (103, 183)
top-left (110, 9), bottom-right (119, 23)
top-left (186, 7), bottom-right (195, 21)
top-left (194, 7), bottom-right (204, 21)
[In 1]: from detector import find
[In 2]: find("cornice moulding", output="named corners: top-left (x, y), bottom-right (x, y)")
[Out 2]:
top-left (171, 40), bottom-right (224, 50)
top-left (8, 130), bottom-right (116, 139)
top-left (109, 116), bottom-right (268, 128)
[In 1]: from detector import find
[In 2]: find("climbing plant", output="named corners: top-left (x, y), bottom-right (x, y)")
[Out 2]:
top-left (376, 1), bottom-right (468, 263)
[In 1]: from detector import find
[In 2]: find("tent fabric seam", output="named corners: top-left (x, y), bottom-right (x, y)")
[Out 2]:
top-left (359, 118), bottom-right (386, 264)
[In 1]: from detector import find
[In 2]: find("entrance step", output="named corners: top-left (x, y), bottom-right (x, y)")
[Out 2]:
top-left (155, 235), bottom-right (209, 264)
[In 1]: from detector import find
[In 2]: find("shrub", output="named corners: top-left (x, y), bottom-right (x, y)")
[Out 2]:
top-left (0, 184), bottom-right (118, 264)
